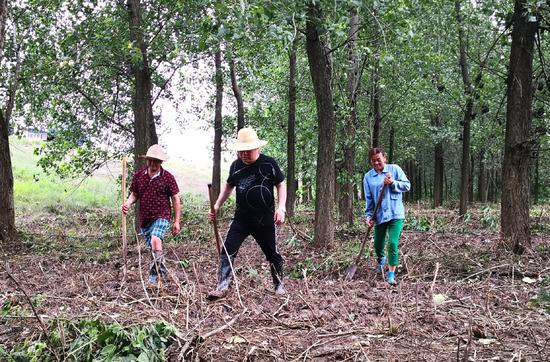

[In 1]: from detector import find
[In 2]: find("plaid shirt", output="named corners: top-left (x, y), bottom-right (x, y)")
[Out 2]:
top-left (130, 166), bottom-right (179, 228)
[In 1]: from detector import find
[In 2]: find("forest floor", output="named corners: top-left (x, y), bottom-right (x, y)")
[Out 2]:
top-left (1, 206), bottom-right (549, 361)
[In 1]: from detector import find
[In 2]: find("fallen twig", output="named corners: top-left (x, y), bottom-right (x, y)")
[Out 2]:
top-left (201, 307), bottom-right (248, 339)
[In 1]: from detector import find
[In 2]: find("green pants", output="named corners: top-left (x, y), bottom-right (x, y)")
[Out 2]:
top-left (374, 219), bottom-right (404, 267)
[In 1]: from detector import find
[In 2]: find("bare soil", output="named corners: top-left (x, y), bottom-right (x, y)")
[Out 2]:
top-left (1, 209), bottom-right (549, 361)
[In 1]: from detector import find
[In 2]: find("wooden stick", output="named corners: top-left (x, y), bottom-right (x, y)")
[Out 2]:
top-left (200, 307), bottom-right (248, 339)
top-left (122, 156), bottom-right (128, 273)
top-left (207, 184), bottom-right (222, 258)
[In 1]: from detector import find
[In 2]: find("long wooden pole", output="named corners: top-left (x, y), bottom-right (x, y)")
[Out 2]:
top-left (122, 156), bottom-right (128, 273)
top-left (207, 184), bottom-right (222, 258)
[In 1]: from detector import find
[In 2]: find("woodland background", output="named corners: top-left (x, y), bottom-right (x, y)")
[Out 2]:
top-left (0, 0), bottom-right (549, 361)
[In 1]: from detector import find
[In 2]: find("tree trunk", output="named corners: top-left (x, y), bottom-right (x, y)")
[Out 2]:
top-left (0, 112), bottom-right (15, 244)
top-left (477, 149), bottom-right (488, 202)
top-left (212, 49), bottom-right (223, 200)
top-left (500, 0), bottom-right (536, 254)
top-left (415, 162), bottom-right (422, 201)
top-left (370, 7), bottom-right (381, 149)
top-left (0, 0), bottom-right (18, 244)
top-left (469, 153), bottom-right (474, 203)
top-left (533, 144), bottom-right (539, 205)
top-left (371, 64), bottom-right (382, 148)
top-left (127, 0), bottom-right (158, 231)
top-left (405, 160), bottom-right (416, 203)
top-left (305, 2), bottom-right (336, 248)
top-left (456, 0), bottom-right (473, 217)
top-left (488, 166), bottom-right (498, 203)
top-left (388, 126), bottom-right (394, 163)
top-left (434, 142), bottom-right (445, 207)
top-left (127, 0), bottom-right (157, 170)
top-left (339, 8), bottom-right (359, 227)
top-left (433, 120), bottom-right (444, 207)
top-left (228, 53), bottom-right (245, 132)
top-left (0, 0), bottom-right (5, 53)
top-left (286, 37), bottom-right (298, 217)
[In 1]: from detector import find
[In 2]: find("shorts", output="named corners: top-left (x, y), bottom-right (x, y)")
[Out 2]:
top-left (140, 218), bottom-right (169, 249)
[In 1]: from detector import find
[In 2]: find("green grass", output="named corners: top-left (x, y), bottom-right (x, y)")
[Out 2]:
top-left (11, 136), bottom-right (119, 213)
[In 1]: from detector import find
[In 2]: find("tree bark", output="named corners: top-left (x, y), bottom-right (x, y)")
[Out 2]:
top-left (305, 1), bottom-right (336, 249)
top-left (370, 7), bottom-right (382, 149)
top-left (455, 0), bottom-right (473, 217)
top-left (371, 64), bottom-right (382, 148)
top-left (339, 9), bottom-right (359, 226)
top-left (127, 0), bottom-right (158, 231)
top-left (477, 150), bottom-right (488, 203)
top-left (0, 0), bottom-right (4, 50)
top-left (228, 53), bottom-right (245, 132)
top-left (211, 49), bottom-right (223, 200)
top-left (469, 153), bottom-right (474, 203)
top-left (286, 37), bottom-right (298, 217)
top-left (127, 0), bottom-right (157, 170)
top-left (533, 144), bottom-right (539, 205)
top-left (500, 0), bottom-right (536, 254)
top-left (388, 126), bottom-right (394, 163)
top-left (0, 0), bottom-right (18, 244)
top-left (433, 142), bottom-right (444, 207)
top-left (415, 162), bottom-right (422, 201)
top-left (0, 112), bottom-right (15, 244)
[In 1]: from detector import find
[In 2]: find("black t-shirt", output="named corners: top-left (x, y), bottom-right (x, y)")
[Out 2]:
top-left (227, 154), bottom-right (285, 225)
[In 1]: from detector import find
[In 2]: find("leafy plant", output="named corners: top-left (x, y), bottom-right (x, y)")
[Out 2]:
top-left (480, 206), bottom-right (499, 230)
top-left (178, 259), bottom-right (190, 268)
top-left (405, 215), bottom-right (431, 232)
top-left (4, 319), bottom-right (178, 361)
top-left (288, 257), bottom-right (315, 279)
top-left (528, 287), bottom-right (550, 313)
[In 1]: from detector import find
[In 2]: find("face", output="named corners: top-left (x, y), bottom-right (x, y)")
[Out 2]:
top-left (370, 152), bottom-right (386, 172)
top-left (146, 158), bottom-right (163, 173)
top-left (237, 148), bottom-right (260, 165)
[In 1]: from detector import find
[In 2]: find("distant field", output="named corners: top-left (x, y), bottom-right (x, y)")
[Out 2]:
top-left (10, 137), bottom-right (221, 214)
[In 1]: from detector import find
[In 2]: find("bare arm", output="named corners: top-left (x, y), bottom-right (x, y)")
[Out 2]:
top-left (274, 181), bottom-right (287, 225)
top-left (121, 192), bottom-right (138, 214)
top-left (208, 183), bottom-right (235, 220)
top-left (171, 193), bottom-right (181, 235)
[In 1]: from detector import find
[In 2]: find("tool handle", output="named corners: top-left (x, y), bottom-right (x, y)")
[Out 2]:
top-left (121, 156), bottom-right (128, 270)
top-left (207, 184), bottom-right (222, 257)
top-left (355, 184), bottom-right (387, 264)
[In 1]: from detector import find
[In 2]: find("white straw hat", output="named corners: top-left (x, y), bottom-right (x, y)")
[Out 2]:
top-left (232, 127), bottom-right (268, 151)
top-left (140, 144), bottom-right (169, 161)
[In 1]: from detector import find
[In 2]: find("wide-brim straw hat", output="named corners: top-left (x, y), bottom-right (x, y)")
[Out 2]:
top-left (139, 144), bottom-right (169, 161)
top-left (232, 127), bottom-right (268, 151)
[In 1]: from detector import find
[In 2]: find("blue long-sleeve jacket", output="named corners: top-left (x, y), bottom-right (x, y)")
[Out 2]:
top-left (363, 164), bottom-right (411, 225)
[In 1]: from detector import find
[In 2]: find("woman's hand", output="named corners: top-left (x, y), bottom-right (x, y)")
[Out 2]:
top-left (383, 173), bottom-right (394, 185)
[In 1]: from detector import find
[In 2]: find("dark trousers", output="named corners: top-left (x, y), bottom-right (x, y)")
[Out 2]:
top-left (222, 218), bottom-right (284, 267)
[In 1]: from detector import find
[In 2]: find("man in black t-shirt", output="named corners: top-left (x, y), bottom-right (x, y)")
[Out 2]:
top-left (208, 127), bottom-right (287, 299)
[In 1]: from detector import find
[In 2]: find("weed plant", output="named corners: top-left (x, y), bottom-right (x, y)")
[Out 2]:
top-left (0, 318), bottom-right (178, 361)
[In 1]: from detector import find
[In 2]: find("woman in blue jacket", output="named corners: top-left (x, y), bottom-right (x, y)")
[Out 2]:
top-left (363, 148), bottom-right (410, 285)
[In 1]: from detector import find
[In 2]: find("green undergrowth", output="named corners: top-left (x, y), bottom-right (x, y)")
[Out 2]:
top-left (0, 318), bottom-right (177, 361)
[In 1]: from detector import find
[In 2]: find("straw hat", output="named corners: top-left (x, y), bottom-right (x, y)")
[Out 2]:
top-left (140, 144), bottom-right (169, 161)
top-left (232, 127), bottom-right (268, 151)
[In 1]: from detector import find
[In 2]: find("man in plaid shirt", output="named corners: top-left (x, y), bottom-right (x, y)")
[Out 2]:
top-left (121, 144), bottom-right (181, 283)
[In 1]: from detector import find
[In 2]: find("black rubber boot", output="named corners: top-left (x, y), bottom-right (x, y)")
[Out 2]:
top-left (270, 261), bottom-right (286, 295)
top-left (149, 251), bottom-right (168, 283)
top-left (207, 254), bottom-right (234, 300)
top-left (216, 254), bottom-right (234, 291)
